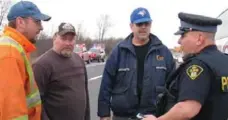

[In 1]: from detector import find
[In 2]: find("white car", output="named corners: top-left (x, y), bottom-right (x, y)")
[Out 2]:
top-left (100, 49), bottom-right (106, 62)
top-left (74, 47), bottom-right (90, 64)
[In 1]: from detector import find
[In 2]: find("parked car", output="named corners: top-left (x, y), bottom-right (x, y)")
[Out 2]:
top-left (88, 48), bottom-right (105, 62)
top-left (74, 47), bottom-right (90, 64)
top-left (99, 49), bottom-right (106, 62)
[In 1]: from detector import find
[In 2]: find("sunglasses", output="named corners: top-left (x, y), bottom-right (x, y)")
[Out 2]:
top-left (135, 22), bottom-right (151, 27)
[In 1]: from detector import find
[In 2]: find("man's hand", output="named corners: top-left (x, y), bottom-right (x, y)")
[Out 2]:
top-left (100, 117), bottom-right (111, 120)
top-left (143, 115), bottom-right (158, 120)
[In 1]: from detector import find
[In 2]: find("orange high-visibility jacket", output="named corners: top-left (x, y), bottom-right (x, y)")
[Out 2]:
top-left (0, 27), bottom-right (41, 120)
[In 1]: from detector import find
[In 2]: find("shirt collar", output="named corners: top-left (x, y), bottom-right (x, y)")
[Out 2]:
top-left (3, 26), bottom-right (36, 53)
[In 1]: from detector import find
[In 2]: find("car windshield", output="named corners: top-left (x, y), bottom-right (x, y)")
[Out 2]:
top-left (74, 47), bottom-right (82, 52)
top-left (89, 48), bottom-right (99, 53)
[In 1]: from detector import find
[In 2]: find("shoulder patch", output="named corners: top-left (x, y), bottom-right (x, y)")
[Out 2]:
top-left (186, 65), bottom-right (204, 80)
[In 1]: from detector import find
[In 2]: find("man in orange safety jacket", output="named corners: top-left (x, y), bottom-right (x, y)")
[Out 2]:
top-left (0, 1), bottom-right (51, 120)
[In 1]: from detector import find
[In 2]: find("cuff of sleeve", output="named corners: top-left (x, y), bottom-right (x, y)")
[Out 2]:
top-left (97, 104), bottom-right (111, 117)
top-left (178, 92), bottom-right (205, 105)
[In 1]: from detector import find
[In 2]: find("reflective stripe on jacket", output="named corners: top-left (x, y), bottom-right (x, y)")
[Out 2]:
top-left (0, 27), bottom-right (41, 120)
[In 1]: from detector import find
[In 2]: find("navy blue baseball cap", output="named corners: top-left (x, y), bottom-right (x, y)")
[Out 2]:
top-left (130, 7), bottom-right (152, 24)
top-left (7, 1), bottom-right (51, 21)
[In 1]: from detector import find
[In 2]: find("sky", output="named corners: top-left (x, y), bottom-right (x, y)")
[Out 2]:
top-left (10, 0), bottom-right (228, 48)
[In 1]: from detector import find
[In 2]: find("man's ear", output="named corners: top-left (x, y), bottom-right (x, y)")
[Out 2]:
top-left (15, 17), bottom-right (25, 30)
top-left (130, 23), bottom-right (133, 30)
top-left (196, 33), bottom-right (204, 46)
top-left (53, 32), bottom-right (58, 41)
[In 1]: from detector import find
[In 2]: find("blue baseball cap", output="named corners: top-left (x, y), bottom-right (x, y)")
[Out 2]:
top-left (7, 1), bottom-right (51, 21)
top-left (130, 7), bottom-right (152, 24)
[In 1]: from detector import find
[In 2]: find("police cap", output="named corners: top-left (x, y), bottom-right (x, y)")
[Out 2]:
top-left (175, 12), bottom-right (222, 35)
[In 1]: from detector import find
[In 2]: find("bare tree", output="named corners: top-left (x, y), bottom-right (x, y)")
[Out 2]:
top-left (76, 21), bottom-right (86, 41)
top-left (0, 0), bottom-right (11, 26)
top-left (97, 14), bottom-right (112, 41)
top-left (37, 31), bottom-right (50, 41)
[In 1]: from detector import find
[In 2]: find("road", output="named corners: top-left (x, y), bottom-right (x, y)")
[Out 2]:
top-left (86, 61), bottom-right (179, 120)
top-left (86, 62), bottom-right (105, 120)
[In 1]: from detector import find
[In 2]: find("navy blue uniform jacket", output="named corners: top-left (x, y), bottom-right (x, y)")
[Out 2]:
top-left (98, 33), bottom-right (176, 117)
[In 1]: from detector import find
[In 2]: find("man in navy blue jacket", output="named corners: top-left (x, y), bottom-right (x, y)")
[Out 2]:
top-left (98, 7), bottom-right (175, 120)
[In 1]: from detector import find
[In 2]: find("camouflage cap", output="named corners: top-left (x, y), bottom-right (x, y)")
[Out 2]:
top-left (58, 22), bottom-right (76, 36)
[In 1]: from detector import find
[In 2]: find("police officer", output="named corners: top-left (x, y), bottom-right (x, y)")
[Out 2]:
top-left (143, 12), bottom-right (228, 120)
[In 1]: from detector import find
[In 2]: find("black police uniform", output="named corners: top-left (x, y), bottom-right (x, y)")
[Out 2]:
top-left (158, 12), bottom-right (228, 120)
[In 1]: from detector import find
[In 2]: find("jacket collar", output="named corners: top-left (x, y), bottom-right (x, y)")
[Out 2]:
top-left (183, 45), bottom-right (218, 62)
top-left (119, 33), bottom-right (163, 54)
top-left (3, 26), bottom-right (36, 53)
top-left (200, 45), bottom-right (217, 53)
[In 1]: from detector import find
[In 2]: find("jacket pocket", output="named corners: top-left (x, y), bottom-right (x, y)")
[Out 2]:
top-left (152, 64), bottom-right (167, 86)
top-left (112, 68), bottom-right (132, 93)
top-left (151, 63), bottom-right (167, 101)
top-left (111, 69), bottom-right (135, 112)
top-left (111, 93), bottom-right (130, 113)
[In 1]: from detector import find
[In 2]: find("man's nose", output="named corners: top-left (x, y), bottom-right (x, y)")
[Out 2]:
top-left (65, 40), bottom-right (73, 45)
top-left (178, 38), bottom-right (182, 45)
top-left (40, 25), bottom-right (43, 31)
top-left (140, 23), bottom-right (148, 28)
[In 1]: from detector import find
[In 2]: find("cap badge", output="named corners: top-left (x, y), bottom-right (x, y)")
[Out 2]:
top-left (138, 10), bottom-right (146, 17)
top-left (62, 23), bottom-right (74, 30)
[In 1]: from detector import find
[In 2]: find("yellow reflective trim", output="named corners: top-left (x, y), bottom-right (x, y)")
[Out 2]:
top-left (0, 36), bottom-right (35, 92)
top-left (27, 90), bottom-right (41, 108)
top-left (0, 43), bottom-right (23, 52)
top-left (29, 100), bottom-right (41, 109)
top-left (12, 115), bottom-right (28, 120)
top-left (0, 36), bottom-right (41, 108)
